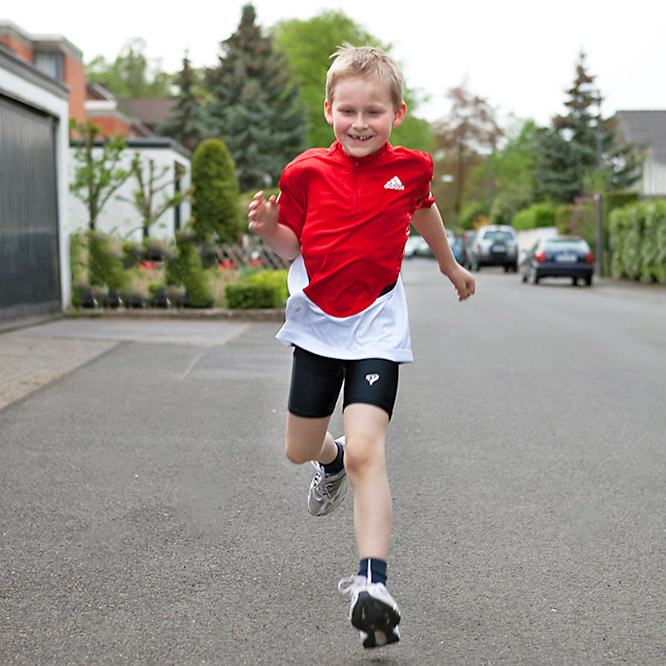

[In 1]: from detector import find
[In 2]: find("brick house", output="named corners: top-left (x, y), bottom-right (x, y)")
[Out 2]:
top-left (1, 21), bottom-right (191, 325)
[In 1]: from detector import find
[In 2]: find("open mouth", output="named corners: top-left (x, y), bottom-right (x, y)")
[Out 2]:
top-left (349, 134), bottom-right (372, 142)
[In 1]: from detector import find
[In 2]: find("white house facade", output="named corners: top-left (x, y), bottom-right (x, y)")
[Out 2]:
top-left (615, 110), bottom-right (666, 198)
top-left (68, 137), bottom-right (192, 243)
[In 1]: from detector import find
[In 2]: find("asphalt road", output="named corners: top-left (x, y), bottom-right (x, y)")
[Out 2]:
top-left (1, 260), bottom-right (665, 665)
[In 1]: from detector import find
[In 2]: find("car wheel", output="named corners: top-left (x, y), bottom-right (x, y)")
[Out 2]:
top-left (572, 277), bottom-right (578, 286)
top-left (585, 275), bottom-right (593, 286)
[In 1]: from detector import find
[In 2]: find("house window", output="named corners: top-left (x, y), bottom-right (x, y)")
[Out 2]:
top-left (34, 51), bottom-right (64, 81)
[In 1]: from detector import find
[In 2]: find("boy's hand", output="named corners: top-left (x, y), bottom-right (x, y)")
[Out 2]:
top-left (248, 191), bottom-right (279, 238)
top-left (448, 264), bottom-right (476, 301)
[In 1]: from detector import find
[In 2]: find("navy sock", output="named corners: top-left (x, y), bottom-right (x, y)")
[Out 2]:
top-left (322, 439), bottom-right (344, 475)
top-left (359, 558), bottom-right (387, 586)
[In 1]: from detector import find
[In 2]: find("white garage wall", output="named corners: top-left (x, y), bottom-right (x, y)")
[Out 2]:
top-left (68, 139), bottom-right (191, 244)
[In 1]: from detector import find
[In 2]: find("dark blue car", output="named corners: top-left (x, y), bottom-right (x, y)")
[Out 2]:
top-left (520, 236), bottom-right (594, 286)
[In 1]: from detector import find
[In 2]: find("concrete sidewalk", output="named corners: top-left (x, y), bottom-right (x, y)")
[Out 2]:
top-left (0, 317), bottom-right (254, 411)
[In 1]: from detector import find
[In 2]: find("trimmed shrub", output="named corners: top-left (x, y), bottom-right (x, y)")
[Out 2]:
top-left (246, 269), bottom-right (288, 304)
top-left (87, 232), bottom-right (132, 292)
top-left (226, 269), bottom-right (288, 309)
top-left (175, 232), bottom-right (213, 307)
top-left (226, 283), bottom-right (279, 309)
top-left (191, 138), bottom-right (240, 243)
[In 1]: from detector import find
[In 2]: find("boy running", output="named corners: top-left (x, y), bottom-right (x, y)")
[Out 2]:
top-left (248, 44), bottom-right (475, 648)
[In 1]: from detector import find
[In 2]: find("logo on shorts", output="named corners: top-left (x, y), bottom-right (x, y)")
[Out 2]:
top-left (365, 373), bottom-right (380, 386)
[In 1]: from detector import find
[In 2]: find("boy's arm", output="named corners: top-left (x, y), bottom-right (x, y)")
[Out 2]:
top-left (248, 191), bottom-right (301, 260)
top-left (411, 206), bottom-right (475, 301)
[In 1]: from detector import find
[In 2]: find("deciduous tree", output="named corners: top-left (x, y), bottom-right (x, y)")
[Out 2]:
top-left (69, 120), bottom-right (131, 231)
top-left (273, 11), bottom-right (434, 152)
top-left (87, 38), bottom-right (172, 98)
top-left (119, 153), bottom-right (190, 239)
top-left (433, 83), bottom-right (502, 223)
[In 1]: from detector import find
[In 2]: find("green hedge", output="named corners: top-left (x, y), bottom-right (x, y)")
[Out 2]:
top-left (512, 201), bottom-right (556, 231)
top-left (226, 269), bottom-right (288, 309)
top-left (609, 200), bottom-right (666, 283)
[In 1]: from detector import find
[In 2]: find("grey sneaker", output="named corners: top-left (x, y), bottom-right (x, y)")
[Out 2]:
top-left (338, 575), bottom-right (401, 649)
top-left (307, 436), bottom-right (347, 516)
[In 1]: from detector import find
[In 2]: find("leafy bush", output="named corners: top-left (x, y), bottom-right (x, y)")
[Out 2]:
top-left (87, 232), bottom-right (133, 292)
top-left (246, 269), bottom-right (288, 304)
top-left (226, 269), bottom-right (288, 309)
top-left (175, 232), bottom-right (213, 307)
top-left (555, 204), bottom-right (575, 234)
top-left (568, 197), bottom-right (597, 247)
top-left (609, 200), bottom-right (666, 282)
top-left (70, 232), bottom-right (87, 283)
top-left (226, 283), bottom-right (279, 309)
top-left (512, 201), bottom-right (556, 231)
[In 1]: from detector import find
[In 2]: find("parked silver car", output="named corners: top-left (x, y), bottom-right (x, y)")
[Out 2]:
top-left (468, 225), bottom-right (518, 272)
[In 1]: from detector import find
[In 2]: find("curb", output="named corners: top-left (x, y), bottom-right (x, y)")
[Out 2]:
top-left (65, 307), bottom-right (286, 322)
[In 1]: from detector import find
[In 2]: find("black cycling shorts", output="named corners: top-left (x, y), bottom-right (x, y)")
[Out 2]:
top-left (287, 346), bottom-right (400, 419)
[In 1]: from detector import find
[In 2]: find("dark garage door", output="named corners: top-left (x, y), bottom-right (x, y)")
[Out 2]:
top-left (0, 94), bottom-right (61, 325)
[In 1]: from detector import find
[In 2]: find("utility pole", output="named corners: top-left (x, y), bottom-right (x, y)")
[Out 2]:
top-left (595, 94), bottom-right (604, 277)
top-left (441, 174), bottom-right (455, 227)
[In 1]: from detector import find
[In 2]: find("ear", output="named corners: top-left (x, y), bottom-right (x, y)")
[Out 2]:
top-left (324, 100), bottom-right (334, 126)
top-left (392, 102), bottom-right (407, 128)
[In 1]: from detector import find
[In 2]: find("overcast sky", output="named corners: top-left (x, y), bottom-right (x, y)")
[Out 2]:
top-left (5, 0), bottom-right (664, 127)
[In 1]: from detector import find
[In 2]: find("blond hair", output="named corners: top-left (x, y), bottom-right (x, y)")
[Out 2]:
top-left (326, 44), bottom-right (404, 109)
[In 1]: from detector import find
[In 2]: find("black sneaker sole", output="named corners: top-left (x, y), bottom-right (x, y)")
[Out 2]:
top-left (351, 592), bottom-right (401, 648)
top-left (361, 627), bottom-right (400, 649)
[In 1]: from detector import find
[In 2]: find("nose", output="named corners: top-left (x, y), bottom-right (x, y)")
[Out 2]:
top-left (351, 113), bottom-right (367, 128)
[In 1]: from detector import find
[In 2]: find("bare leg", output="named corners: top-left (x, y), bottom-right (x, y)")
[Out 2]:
top-left (343, 403), bottom-right (391, 560)
top-left (284, 412), bottom-right (339, 465)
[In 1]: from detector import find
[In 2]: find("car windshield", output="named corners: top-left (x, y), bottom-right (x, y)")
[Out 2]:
top-left (543, 240), bottom-right (588, 252)
top-left (485, 230), bottom-right (513, 241)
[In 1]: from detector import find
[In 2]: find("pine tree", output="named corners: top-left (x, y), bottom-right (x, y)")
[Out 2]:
top-left (158, 54), bottom-right (210, 152)
top-left (535, 52), bottom-right (638, 203)
top-left (205, 4), bottom-right (307, 192)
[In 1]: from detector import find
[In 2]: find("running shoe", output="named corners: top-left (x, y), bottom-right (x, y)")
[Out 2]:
top-left (338, 575), bottom-right (401, 648)
top-left (307, 436), bottom-right (347, 517)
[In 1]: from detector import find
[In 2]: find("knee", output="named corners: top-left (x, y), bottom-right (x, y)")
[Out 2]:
top-left (284, 439), bottom-right (310, 465)
top-left (343, 435), bottom-right (385, 477)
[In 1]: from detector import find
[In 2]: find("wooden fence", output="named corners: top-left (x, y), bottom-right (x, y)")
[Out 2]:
top-left (216, 238), bottom-right (291, 270)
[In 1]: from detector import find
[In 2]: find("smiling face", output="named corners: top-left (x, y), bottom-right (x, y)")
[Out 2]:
top-left (324, 76), bottom-right (407, 159)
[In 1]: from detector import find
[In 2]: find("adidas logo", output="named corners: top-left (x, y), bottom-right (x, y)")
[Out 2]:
top-left (384, 176), bottom-right (404, 191)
